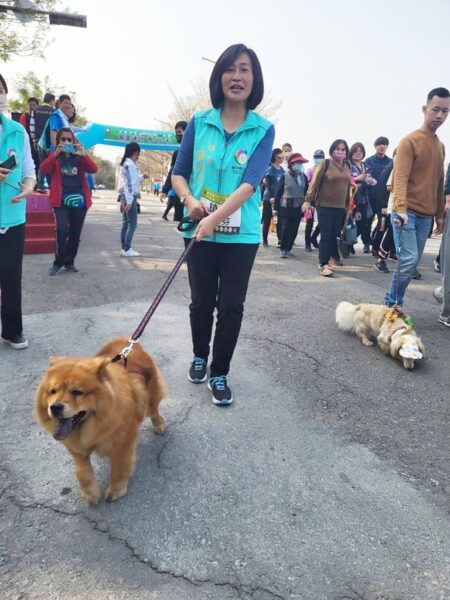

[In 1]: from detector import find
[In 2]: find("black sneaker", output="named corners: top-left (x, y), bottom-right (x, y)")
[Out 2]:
top-left (49, 264), bottom-right (62, 275)
top-left (208, 376), bottom-right (233, 406)
top-left (311, 239), bottom-right (319, 249)
top-left (438, 315), bottom-right (450, 328)
top-left (412, 269), bottom-right (422, 280)
top-left (375, 259), bottom-right (389, 273)
top-left (276, 240), bottom-right (281, 248)
top-left (64, 264), bottom-right (78, 272)
top-left (262, 240), bottom-right (268, 247)
top-left (363, 244), bottom-right (371, 254)
top-left (188, 357), bottom-right (207, 383)
top-left (1, 334), bottom-right (29, 349)
top-left (305, 244), bottom-right (312, 252)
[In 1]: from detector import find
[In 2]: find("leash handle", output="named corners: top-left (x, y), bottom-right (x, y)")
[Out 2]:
top-left (393, 214), bottom-right (404, 307)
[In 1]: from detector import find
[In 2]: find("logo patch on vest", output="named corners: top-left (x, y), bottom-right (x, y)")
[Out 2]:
top-left (235, 150), bottom-right (248, 165)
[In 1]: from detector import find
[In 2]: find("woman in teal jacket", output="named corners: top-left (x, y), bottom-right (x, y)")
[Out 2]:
top-left (172, 44), bottom-right (275, 406)
top-left (0, 74), bottom-right (36, 349)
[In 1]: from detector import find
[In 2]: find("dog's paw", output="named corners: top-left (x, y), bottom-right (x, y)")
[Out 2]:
top-left (152, 415), bottom-right (166, 435)
top-left (82, 483), bottom-right (102, 505)
top-left (361, 339), bottom-right (374, 347)
top-left (105, 486), bottom-right (128, 502)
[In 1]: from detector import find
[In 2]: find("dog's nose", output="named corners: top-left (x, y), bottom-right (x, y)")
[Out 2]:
top-left (50, 403), bottom-right (64, 417)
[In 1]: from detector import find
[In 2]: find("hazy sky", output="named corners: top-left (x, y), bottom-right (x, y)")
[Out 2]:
top-left (3, 0), bottom-right (450, 163)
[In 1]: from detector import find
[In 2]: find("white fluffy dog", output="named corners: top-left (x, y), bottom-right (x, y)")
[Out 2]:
top-left (335, 301), bottom-right (425, 371)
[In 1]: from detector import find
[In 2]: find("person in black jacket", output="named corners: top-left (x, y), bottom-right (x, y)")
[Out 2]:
top-left (161, 121), bottom-right (188, 222)
top-left (371, 159), bottom-right (396, 273)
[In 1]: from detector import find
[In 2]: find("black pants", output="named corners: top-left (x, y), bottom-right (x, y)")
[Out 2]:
top-left (317, 206), bottom-right (345, 266)
top-left (354, 203), bottom-right (372, 245)
top-left (305, 216), bottom-right (320, 246)
top-left (280, 207), bottom-right (302, 251)
top-left (372, 213), bottom-right (395, 259)
top-left (0, 224), bottom-right (25, 340)
top-left (184, 239), bottom-right (258, 377)
top-left (163, 196), bottom-right (183, 222)
top-left (53, 205), bottom-right (87, 267)
top-left (261, 201), bottom-right (273, 243)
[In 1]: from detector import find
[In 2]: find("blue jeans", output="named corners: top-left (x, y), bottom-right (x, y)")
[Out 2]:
top-left (384, 211), bottom-right (432, 306)
top-left (121, 200), bottom-right (138, 251)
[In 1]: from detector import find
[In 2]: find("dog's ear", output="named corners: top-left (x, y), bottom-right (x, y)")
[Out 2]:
top-left (93, 357), bottom-right (111, 381)
top-left (389, 334), bottom-right (402, 359)
top-left (417, 337), bottom-right (425, 357)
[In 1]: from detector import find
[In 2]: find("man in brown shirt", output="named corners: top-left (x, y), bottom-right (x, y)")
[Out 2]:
top-left (385, 87), bottom-right (450, 307)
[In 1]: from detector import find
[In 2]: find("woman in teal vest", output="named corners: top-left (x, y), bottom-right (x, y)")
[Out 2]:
top-left (0, 74), bottom-right (36, 350)
top-left (172, 44), bottom-right (275, 406)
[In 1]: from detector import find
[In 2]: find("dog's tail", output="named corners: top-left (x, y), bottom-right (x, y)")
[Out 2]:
top-left (335, 301), bottom-right (358, 332)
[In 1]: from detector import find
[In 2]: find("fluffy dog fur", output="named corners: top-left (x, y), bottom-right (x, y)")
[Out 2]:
top-left (335, 301), bottom-right (425, 370)
top-left (35, 337), bottom-right (166, 504)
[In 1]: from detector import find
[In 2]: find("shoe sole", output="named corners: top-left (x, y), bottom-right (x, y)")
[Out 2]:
top-left (1, 337), bottom-right (29, 349)
top-left (438, 318), bottom-right (450, 328)
top-left (188, 373), bottom-right (207, 383)
top-left (207, 381), bottom-right (233, 405)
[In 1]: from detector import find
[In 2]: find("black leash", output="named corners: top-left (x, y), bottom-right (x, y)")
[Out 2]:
top-left (112, 217), bottom-right (198, 365)
top-left (392, 214), bottom-right (404, 309)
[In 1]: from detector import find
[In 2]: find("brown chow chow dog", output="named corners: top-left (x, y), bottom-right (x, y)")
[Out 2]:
top-left (35, 337), bottom-right (166, 504)
top-left (335, 302), bottom-right (425, 370)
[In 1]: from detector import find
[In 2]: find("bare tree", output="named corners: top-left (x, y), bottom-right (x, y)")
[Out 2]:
top-left (158, 79), bottom-right (282, 128)
top-left (138, 151), bottom-right (171, 185)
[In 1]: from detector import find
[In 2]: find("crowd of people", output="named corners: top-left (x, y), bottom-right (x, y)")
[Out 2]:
top-left (0, 55), bottom-right (449, 408)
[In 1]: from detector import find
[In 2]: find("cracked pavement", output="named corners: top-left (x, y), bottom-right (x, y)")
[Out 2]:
top-left (1, 191), bottom-right (449, 599)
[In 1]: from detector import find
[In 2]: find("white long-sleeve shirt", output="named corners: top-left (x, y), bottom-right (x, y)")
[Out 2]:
top-left (117, 158), bottom-right (143, 204)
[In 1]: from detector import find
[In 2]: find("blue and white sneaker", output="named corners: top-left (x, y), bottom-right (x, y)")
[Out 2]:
top-left (208, 376), bottom-right (233, 406)
top-left (188, 357), bottom-right (207, 383)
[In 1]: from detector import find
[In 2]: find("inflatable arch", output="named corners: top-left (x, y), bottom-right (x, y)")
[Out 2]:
top-left (76, 123), bottom-right (179, 152)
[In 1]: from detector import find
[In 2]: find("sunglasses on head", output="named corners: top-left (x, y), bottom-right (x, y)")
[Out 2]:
top-left (60, 136), bottom-right (74, 142)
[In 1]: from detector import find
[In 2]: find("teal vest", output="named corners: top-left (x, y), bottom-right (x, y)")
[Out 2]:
top-left (0, 115), bottom-right (26, 228)
top-left (185, 108), bottom-right (272, 244)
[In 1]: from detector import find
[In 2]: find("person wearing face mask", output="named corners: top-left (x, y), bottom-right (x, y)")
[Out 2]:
top-left (274, 153), bottom-right (309, 258)
top-left (0, 74), bottom-right (37, 349)
top-left (302, 139), bottom-right (352, 277)
top-left (304, 149), bottom-right (325, 251)
top-left (261, 147), bottom-right (284, 246)
top-left (161, 121), bottom-right (188, 222)
top-left (39, 127), bottom-right (98, 274)
top-left (280, 142), bottom-right (292, 172)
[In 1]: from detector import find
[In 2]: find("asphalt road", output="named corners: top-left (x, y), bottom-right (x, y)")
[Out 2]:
top-left (1, 190), bottom-right (449, 600)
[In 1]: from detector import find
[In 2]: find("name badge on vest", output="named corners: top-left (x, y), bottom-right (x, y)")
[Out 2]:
top-left (200, 187), bottom-right (241, 234)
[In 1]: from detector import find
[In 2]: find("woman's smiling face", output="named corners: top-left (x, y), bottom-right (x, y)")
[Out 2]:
top-left (221, 52), bottom-right (254, 105)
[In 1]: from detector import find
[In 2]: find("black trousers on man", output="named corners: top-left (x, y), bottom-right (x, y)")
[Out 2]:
top-left (184, 239), bottom-right (258, 377)
top-left (0, 224), bottom-right (25, 340)
top-left (163, 196), bottom-right (183, 222)
top-left (53, 206), bottom-right (87, 267)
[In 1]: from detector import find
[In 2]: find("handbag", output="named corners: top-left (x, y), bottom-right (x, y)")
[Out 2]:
top-left (337, 213), bottom-right (358, 259)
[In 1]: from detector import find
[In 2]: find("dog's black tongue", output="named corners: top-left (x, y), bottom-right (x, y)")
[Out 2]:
top-left (54, 418), bottom-right (74, 441)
